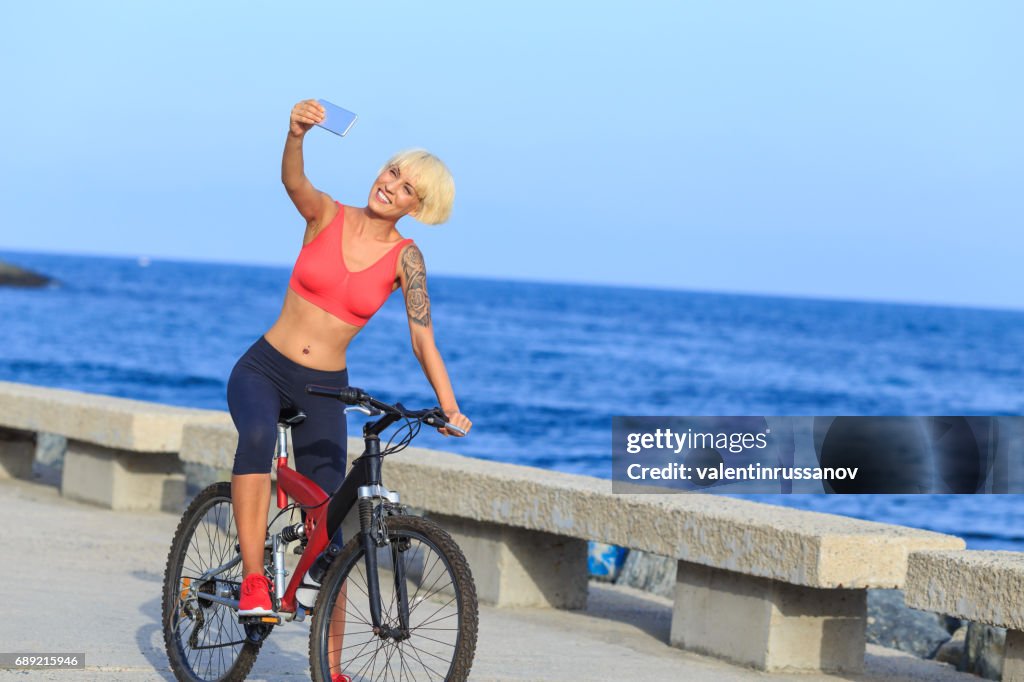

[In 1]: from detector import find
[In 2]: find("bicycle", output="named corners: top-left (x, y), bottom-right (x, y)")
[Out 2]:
top-left (161, 384), bottom-right (479, 682)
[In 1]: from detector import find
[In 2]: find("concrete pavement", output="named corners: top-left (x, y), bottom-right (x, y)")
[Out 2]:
top-left (0, 476), bottom-right (978, 681)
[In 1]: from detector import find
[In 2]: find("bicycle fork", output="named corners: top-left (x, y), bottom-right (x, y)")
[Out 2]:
top-left (357, 486), bottom-right (411, 640)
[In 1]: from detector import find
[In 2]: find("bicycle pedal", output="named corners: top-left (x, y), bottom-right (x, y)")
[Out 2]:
top-left (238, 614), bottom-right (281, 625)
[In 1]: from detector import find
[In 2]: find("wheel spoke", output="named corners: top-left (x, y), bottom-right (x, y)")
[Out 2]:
top-left (339, 627), bottom-right (381, 669)
top-left (410, 595), bottom-right (458, 631)
top-left (407, 553), bottom-right (452, 618)
top-left (404, 542), bottom-right (437, 611)
top-left (342, 578), bottom-right (375, 628)
top-left (404, 631), bottom-right (456, 650)
top-left (400, 635), bottom-right (447, 680)
top-left (380, 639), bottom-right (401, 682)
top-left (395, 642), bottom-right (413, 682)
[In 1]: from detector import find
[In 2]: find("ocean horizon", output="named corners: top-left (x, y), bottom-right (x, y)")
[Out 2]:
top-left (7, 246), bottom-right (1023, 316)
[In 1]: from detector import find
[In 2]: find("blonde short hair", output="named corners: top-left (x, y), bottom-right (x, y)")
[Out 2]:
top-left (379, 149), bottom-right (455, 225)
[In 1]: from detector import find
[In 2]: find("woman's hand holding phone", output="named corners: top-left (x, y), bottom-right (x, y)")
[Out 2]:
top-left (289, 99), bottom-right (326, 137)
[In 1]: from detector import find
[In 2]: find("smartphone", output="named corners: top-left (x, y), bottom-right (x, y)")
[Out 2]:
top-left (315, 99), bottom-right (358, 137)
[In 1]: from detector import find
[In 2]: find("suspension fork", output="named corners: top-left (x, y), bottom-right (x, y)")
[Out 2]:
top-left (356, 432), bottom-right (410, 635)
top-left (357, 496), bottom-right (411, 634)
top-left (358, 434), bottom-right (386, 632)
top-left (358, 496), bottom-right (383, 629)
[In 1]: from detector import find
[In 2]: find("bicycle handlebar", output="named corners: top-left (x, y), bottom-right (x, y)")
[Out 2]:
top-left (305, 384), bottom-right (466, 436)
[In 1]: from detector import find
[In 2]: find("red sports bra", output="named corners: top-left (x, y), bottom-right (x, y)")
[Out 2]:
top-left (288, 202), bottom-right (413, 327)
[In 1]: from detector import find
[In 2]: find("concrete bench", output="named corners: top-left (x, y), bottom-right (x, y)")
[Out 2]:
top-left (0, 380), bottom-right (223, 511)
top-left (906, 550), bottom-right (1024, 681)
top-left (181, 417), bottom-right (965, 673)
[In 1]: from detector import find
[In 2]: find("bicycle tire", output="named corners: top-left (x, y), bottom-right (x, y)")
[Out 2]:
top-left (308, 514), bottom-right (478, 682)
top-left (162, 482), bottom-right (262, 682)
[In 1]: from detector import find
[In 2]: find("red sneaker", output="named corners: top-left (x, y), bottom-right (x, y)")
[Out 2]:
top-left (331, 674), bottom-right (351, 682)
top-left (237, 573), bottom-right (275, 617)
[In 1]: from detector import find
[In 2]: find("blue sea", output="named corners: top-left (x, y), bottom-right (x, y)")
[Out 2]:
top-left (2, 250), bottom-right (1024, 549)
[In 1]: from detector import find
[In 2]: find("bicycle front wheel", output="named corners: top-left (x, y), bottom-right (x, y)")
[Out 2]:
top-left (308, 515), bottom-right (478, 682)
top-left (162, 482), bottom-right (261, 682)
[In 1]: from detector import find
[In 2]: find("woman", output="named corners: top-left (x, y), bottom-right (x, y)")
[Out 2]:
top-left (226, 100), bottom-right (472, 632)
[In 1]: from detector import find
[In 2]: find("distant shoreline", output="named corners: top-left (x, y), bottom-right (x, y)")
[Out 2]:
top-left (0, 258), bottom-right (52, 287)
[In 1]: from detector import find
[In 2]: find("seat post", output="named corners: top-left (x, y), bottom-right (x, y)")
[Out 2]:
top-left (274, 408), bottom-right (306, 509)
top-left (276, 423), bottom-right (289, 463)
top-left (276, 423), bottom-right (290, 509)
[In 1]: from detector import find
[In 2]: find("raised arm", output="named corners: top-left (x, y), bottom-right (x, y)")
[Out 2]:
top-left (282, 100), bottom-right (332, 224)
top-left (398, 244), bottom-right (472, 437)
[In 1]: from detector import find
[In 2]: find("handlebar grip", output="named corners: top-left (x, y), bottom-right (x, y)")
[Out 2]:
top-left (305, 384), bottom-right (366, 404)
top-left (422, 412), bottom-right (467, 436)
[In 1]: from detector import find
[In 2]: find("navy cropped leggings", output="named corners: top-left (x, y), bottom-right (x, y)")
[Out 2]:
top-left (227, 335), bottom-right (348, 496)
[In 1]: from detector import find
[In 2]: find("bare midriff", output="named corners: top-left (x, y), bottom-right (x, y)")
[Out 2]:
top-left (263, 287), bottom-right (361, 371)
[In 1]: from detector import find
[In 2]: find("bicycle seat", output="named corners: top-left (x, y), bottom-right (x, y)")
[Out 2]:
top-left (278, 406), bottom-right (307, 427)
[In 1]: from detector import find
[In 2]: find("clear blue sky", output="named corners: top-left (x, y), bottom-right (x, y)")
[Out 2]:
top-left (1, 1), bottom-right (1021, 310)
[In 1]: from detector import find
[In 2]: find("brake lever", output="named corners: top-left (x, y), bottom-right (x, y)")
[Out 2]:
top-left (345, 405), bottom-right (381, 417)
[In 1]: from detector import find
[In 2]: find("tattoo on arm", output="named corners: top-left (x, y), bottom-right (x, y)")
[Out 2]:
top-left (401, 245), bottom-right (431, 328)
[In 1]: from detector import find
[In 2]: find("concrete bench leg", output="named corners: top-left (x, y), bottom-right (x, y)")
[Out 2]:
top-left (61, 439), bottom-right (185, 512)
top-left (184, 462), bottom-right (232, 499)
top-left (1004, 630), bottom-right (1024, 682)
top-left (430, 513), bottom-right (588, 609)
top-left (0, 427), bottom-right (34, 479)
top-left (670, 560), bottom-right (866, 673)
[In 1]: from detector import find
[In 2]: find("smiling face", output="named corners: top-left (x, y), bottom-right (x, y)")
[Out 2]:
top-left (368, 164), bottom-right (422, 220)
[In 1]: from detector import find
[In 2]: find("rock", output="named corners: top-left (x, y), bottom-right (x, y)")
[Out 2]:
top-left (941, 614), bottom-right (963, 634)
top-left (933, 625), bottom-right (966, 666)
top-left (35, 432), bottom-right (66, 467)
top-left (867, 589), bottom-right (951, 658)
top-left (615, 549), bottom-right (676, 598)
top-left (0, 260), bottom-right (53, 287)
top-left (963, 622), bottom-right (1005, 680)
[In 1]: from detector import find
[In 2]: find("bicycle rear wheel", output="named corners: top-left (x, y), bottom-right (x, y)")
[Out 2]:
top-left (162, 482), bottom-right (263, 682)
top-left (308, 514), bottom-right (478, 682)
